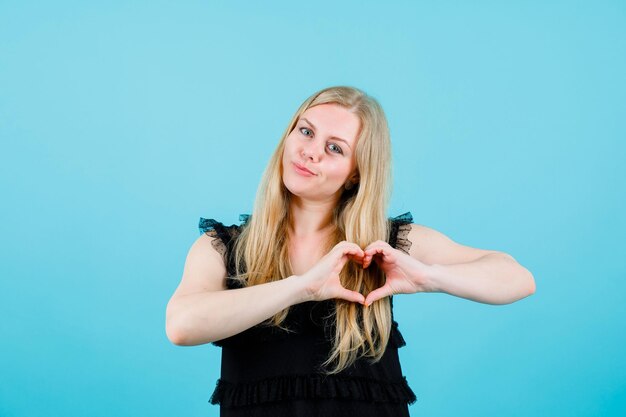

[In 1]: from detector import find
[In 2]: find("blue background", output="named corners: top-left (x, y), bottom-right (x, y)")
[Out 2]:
top-left (1, 1), bottom-right (624, 416)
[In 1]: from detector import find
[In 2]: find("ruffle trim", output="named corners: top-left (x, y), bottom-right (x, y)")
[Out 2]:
top-left (198, 215), bottom-right (250, 276)
top-left (388, 212), bottom-right (413, 255)
top-left (198, 218), bottom-right (228, 258)
top-left (390, 320), bottom-right (406, 348)
top-left (209, 374), bottom-right (417, 407)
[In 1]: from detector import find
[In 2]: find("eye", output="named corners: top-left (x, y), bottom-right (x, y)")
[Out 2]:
top-left (328, 143), bottom-right (343, 154)
top-left (299, 127), bottom-right (313, 137)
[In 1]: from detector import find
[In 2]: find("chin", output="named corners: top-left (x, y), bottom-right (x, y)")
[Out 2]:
top-left (283, 182), bottom-right (310, 198)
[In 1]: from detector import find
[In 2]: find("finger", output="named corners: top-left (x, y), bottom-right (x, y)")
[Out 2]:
top-left (363, 255), bottom-right (383, 271)
top-left (344, 249), bottom-right (365, 266)
top-left (363, 247), bottom-right (386, 268)
top-left (364, 244), bottom-right (385, 254)
top-left (340, 245), bottom-right (364, 260)
top-left (337, 241), bottom-right (364, 253)
top-left (362, 249), bottom-right (376, 268)
top-left (366, 246), bottom-right (398, 268)
top-left (334, 253), bottom-right (352, 273)
top-left (346, 248), bottom-right (365, 259)
top-left (348, 253), bottom-right (365, 265)
top-left (338, 288), bottom-right (366, 304)
top-left (365, 246), bottom-right (393, 259)
top-left (363, 240), bottom-right (389, 251)
top-left (334, 251), bottom-right (365, 274)
top-left (363, 246), bottom-right (380, 258)
top-left (364, 284), bottom-right (393, 307)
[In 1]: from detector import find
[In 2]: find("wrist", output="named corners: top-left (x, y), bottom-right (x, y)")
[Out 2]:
top-left (286, 274), bottom-right (315, 304)
top-left (422, 263), bottom-right (447, 293)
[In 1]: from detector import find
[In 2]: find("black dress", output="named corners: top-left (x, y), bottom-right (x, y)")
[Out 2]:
top-left (198, 212), bottom-right (417, 417)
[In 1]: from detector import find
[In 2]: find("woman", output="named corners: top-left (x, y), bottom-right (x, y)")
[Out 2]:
top-left (165, 86), bottom-right (536, 416)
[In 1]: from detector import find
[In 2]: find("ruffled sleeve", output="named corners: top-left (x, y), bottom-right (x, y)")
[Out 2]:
top-left (198, 214), bottom-right (250, 279)
top-left (388, 212), bottom-right (413, 255)
top-left (386, 214), bottom-right (413, 350)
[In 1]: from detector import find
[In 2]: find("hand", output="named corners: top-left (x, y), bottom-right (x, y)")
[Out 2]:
top-left (362, 240), bottom-right (433, 306)
top-left (300, 241), bottom-right (367, 304)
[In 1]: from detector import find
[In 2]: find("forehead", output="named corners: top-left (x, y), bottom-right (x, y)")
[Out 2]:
top-left (299, 104), bottom-right (361, 145)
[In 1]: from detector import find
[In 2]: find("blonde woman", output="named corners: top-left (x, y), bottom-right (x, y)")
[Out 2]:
top-left (165, 86), bottom-right (536, 416)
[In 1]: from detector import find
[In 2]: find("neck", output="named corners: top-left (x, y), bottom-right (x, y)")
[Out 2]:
top-left (288, 196), bottom-right (338, 237)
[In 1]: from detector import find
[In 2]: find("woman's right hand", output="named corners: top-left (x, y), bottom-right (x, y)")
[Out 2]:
top-left (299, 241), bottom-right (366, 304)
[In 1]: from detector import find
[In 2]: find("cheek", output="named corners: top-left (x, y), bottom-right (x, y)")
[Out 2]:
top-left (282, 138), bottom-right (294, 157)
top-left (325, 161), bottom-right (352, 180)
top-left (283, 136), bottom-right (297, 156)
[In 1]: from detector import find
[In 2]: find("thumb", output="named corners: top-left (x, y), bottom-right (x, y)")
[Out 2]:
top-left (364, 284), bottom-right (393, 307)
top-left (338, 287), bottom-right (366, 304)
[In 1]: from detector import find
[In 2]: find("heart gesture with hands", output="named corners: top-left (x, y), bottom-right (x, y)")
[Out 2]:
top-left (300, 240), bottom-right (433, 307)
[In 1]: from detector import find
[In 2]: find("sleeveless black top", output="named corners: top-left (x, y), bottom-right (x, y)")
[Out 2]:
top-left (198, 212), bottom-right (417, 417)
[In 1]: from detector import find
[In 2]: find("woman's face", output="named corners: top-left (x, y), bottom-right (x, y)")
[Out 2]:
top-left (282, 103), bottom-right (361, 202)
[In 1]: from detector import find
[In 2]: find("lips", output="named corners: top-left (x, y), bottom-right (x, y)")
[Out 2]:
top-left (293, 162), bottom-right (316, 176)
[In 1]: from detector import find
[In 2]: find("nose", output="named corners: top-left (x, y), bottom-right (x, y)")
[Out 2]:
top-left (301, 141), bottom-right (323, 162)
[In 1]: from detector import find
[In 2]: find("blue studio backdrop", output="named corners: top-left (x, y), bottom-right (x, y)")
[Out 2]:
top-left (1, 1), bottom-right (624, 416)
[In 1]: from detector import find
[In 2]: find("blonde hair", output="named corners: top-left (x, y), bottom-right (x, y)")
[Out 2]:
top-left (232, 86), bottom-right (393, 374)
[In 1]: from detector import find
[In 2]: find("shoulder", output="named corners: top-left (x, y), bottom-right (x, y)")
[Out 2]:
top-left (198, 214), bottom-right (250, 245)
top-left (199, 215), bottom-right (249, 238)
top-left (197, 214), bottom-right (251, 281)
top-left (387, 212), bottom-right (414, 255)
top-left (404, 222), bottom-right (502, 265)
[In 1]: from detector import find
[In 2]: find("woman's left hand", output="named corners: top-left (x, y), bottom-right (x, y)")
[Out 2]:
top-left (362, 241), bottom-right (435, 306)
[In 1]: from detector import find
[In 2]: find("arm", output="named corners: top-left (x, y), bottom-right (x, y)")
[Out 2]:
top-left (408, 224), bottom-right (536, 305)
top-left (166, 235), bottom-right (365, 346)
top-left (361, 224), bottom-right (536, 306)
top-left (428, 253), bottom-right (535, 305)
top-left (165, 234), bottom-right (310, 346)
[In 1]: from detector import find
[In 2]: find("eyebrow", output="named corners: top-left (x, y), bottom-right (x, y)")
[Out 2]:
top-left (299, 117), bottom-right (352, 150)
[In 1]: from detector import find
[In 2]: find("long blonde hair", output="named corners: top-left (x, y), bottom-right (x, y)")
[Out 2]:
top-left (232, 86), bottom-right (393, 374)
